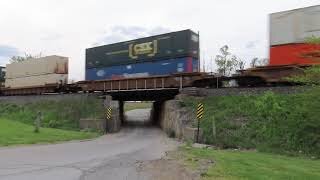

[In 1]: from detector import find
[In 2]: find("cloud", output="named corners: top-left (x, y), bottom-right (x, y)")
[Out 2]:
top-left (148, 27), bottom-right (172, 36)
top-left (96, 26), bottom-right (171, 45)
top-left (0, 45), bottom-right (20, 65)
top-left (0, 45), bottom-right (19, 57)
top-left (1, 0), bottom-right (319, 80)
top-left (40, 33), bottom-right (63, 41)
top-left (111, 26), bottom-right (147, 38)
top-left (96, 34), bottom-right (127, 46)
top-left (245, 40), bottom-right (260, 49)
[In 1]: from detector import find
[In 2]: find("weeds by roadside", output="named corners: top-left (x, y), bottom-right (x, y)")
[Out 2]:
top-left (0, 97), bottom-right (104, 130)
top-left (182, 87), bottom-right (320, 157)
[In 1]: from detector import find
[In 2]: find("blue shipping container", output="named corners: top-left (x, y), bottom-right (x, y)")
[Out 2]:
top-left (85, 57), bottom-right (198, 81)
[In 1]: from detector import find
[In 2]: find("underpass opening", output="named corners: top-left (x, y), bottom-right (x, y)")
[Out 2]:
top-left (122, 101), bottom-right (154, 127)
top-left (105, 89), bottom-right (178, 132)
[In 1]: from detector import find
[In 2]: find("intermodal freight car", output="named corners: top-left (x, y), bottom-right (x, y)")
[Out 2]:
top-left (5, 55), bottom-right (68, 88)
top-left (85, 29), bottom-right (199, 80)
top-left (270, 5), bottom-right (320, 66)
top-left (232, 5), bottom-right (320, 86)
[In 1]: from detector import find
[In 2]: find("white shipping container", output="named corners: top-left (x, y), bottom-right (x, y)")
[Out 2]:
top-left (6, 55), bottom-right (68, 79)
top-left (5, 74), bottom-right (68, 88)
top-left (270, 5), bottom-right (320, 46)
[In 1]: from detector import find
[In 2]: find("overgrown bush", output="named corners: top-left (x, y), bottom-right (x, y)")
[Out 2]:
top-left (286, 65), bottom-right (320, 85)
top-left (183, 87), bottom-right (320, 157)
top-left (0, 97), bottom-right (104, 130)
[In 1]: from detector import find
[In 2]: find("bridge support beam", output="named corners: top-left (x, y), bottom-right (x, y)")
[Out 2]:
top-left (150, 100), bottom-right (164, 126)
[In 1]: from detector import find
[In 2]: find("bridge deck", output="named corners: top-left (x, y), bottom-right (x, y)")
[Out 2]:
top-left (1, 73), bottom-right (208, 96)
top-left (77, 73), bottom-right (207, 92)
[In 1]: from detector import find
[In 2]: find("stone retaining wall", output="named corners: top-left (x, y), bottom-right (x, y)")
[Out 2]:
top-left (79, 118), bottom-right (106, 132)
top-left (159, 100), bottom-right (197, 140)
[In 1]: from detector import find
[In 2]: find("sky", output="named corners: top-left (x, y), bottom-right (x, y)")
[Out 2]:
top-left (0, 0), bottom-right (319, 81)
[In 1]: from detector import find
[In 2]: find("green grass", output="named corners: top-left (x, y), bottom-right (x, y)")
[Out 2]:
top-left (124, 102), bottom-right (152, 112)
top-left (0, 97), bottom-right (104, 130)
top-left (0, 118), bottom-right (99, 146)
top-left (182, 146), bottom-right (320, 180)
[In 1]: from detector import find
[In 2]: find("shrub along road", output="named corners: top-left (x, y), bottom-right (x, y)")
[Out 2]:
top-left (0, 96), bottom-right (104, 130)
top-left (182, 87), bottom-right (320, 157)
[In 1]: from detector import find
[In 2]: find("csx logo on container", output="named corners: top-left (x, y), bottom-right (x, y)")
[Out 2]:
top-left (129, 40), bottom-right (158, 59)
top-left (134, 42), bottom-right (153, 54)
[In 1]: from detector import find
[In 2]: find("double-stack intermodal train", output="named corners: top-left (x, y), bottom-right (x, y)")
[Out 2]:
top-left (0, 5), bottom-right (319, 96)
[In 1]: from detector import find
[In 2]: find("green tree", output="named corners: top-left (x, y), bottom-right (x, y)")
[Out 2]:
top-left (9, 53), bottom-right (42, 63)
top-left (301, 36), bottom-right (320, 62)
top-left (250, 57), bottom-right (268, 68)
top-left (305, 35), bottom-right (320, 44)
top-left (237, 57), bottom-right (245, 70)
top-left (215, 45), bottom-right (240, 76)
top-left (287, 65), bottom-right (320, 85)
top-left (287, 36), bottom-right (320, 85)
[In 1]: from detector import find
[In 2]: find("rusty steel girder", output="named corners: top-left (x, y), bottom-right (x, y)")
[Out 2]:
top-left (235, 65), bottom-right (309, 86)
top-left (77, 73), bottom-right (207, 92)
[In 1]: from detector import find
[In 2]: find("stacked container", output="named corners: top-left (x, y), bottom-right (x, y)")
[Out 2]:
top-left (5, 55), bottom-right (68, 88)
top-left (85, 29), bottom-right (199, 80)
top-left (270, 5), bottom-right (320, 66)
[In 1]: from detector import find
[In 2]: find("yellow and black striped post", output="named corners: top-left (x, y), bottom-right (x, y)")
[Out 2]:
top-left (106, 107), bottom-right (112, 120)
top-left (196, 103), bottom-right (204, 142)
top-left (197, 103), bottom-right (204, 120)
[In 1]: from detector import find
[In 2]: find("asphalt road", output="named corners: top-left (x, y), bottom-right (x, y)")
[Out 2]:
top-left (0, 109), bottom-right (178, 180)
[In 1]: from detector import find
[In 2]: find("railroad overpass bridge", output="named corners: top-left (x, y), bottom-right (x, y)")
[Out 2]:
top-left (78, 72), bottom-right (210, 97)
top-left (80, 73), bottom-right (213, 133)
